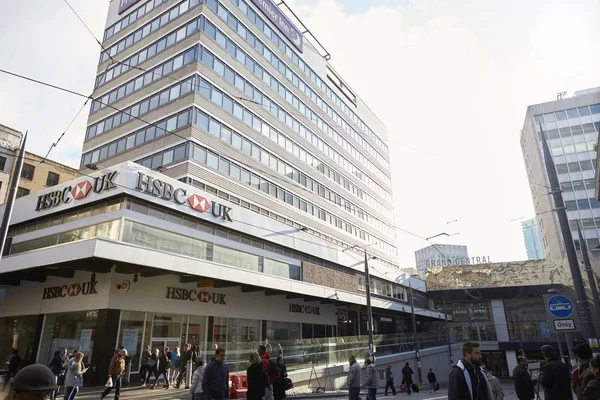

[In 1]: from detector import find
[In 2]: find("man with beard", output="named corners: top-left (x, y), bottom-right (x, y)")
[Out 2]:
top-left (448, 341), bottom-right (493, 400)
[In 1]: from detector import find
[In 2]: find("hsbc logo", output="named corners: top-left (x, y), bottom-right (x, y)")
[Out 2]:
top-left (165, 287), bottom-right (226, 305)
top-left (35, 172), bottom-right (117, 211)
top-left (136, 173), bottom-right (232, 222)
top-left (42, 281), bottom-right (98, 300)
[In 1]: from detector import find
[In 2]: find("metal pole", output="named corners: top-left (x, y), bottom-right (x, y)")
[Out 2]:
top-left (443, 294), bottom-right (453, 366)
top-left (577, 221), bottom-right (600, 339)
top-left (557, 333), bottom-right (565, 364)
top-left (0, 132), bottom-right (27, 261)
top-left (565, 332), bottom-right (576, 369)
top-left (409, 280), bottom-right (422, 385)
top-left (364, 247), bottom-right (374, 362)
top-left (185, 359), bottom-right (193, 389)
top-left (540, 124), bottom-right (596, 341)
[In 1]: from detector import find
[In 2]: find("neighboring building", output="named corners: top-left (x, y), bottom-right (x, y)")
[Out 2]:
top-left (521, 88), bottom-right (600, 260)
top-left (13, 152), bottom-right (79, 200)
top-left (415, 243), bottom-right (469, 277)
top-left (0, 125), bottom-right (23, 202)
top-left (521, 218), bottom-right (544, 260)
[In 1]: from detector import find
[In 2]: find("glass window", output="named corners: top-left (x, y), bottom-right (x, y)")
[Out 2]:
top-left (555, 110), bottom-right (567, 121)
top-left (590, 104), bottom-right (600, 115)
top-left (578, 106), bottom-right (591, 116)
top-left (578, 199), bottom-right (591, 210)
top-left (567, 108), bottom-right (579, 119)
top-left (213, 245), bottom-right (259, 271)
top-left (207, 151), bottom-right (218, 169)
top-left (565, 200), bottom-right (578, 211)
top-left (173, 143), bottom-right (187, 161)
top-left (192, 145), bottom-right (206, 164)
top-left (568, 162), bottom-right (581, 172)
top-left (581, 160), bottom-right (594, 171)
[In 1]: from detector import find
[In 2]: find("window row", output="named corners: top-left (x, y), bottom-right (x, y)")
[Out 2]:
top-left (569, 218), bottom-right (600, 231)
top-left (99, 0), bottom-right (200, 64)
top-left (81, 107), bottom-right (193, 168)
top-left (10, 220), bottom-right (121, 255)
top-left (229, 0), bottom-right (388, 154)
top-left (122, 220), bottom-right (301, 280)
top-left (550, 141), bottom-right (596, 156)
top-left (556, 159), bottom-right (596, 174)
top-left (97, 13), bottom-right (202, 88)
top-left (8, 199), bottom-right (124, 238)
top-left (195, 72), bottom-right (393, 214)
top-left (87, 74), bottom-right (194, 140)
top-left (565, 198), bottom-right (600, 212)
top-left (181, 141), bottom-right (398, 257)
top-left (196, 45), bottom-right (392, 212)
top-left (534, 104), bottom-right (600, 124)
top-left (202, 6), bottom-right (391, 176)
top-left (91, 46), bottom-right (197, 114)
top-left (104, 0), bottom-right (171, 40)
top-left (561, 179), bottom-right (595, 192)
top-left (358, 277), bottom-right (406, 301)
top-left (190, 107), bottom-right (393, 235)
top-left (200, 16), bottom-right (391, 187)
top-left (540, 122), bottom-right (599, 140)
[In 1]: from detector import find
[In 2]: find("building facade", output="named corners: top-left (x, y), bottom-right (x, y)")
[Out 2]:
top-left (414, 243), bottom-right (469, 277)
top-left (14, 152), bottom-right (79, 200)
top-left (521, 218), bottom-right (544, 260)
top-left (0, 125), bottom-right (23, 203)
top-left (521, 88), bottom-right (600, 260)
top-left (80, 0), bottom-right (397, 268)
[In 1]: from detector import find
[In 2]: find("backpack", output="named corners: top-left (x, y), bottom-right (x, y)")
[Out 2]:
top-left (268, 359), bottom-right (280, 377)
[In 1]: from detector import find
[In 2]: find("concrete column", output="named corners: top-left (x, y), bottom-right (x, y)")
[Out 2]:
top-left (490, 299), bottom-right (510, 342)
top-left (506, 350), bottom-right (518, 377)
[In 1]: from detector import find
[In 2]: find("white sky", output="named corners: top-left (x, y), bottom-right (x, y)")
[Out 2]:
top-left (0, 0), bottom-right (599, 267)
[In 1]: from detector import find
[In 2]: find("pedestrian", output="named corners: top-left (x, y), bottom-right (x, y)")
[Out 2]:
top-left (363, 359), bottom-right (377, 400)
top-left (273, 356), bottom-right (288, 400)
top-left (140, 345), bottom-right (151, 386)
top-left (513, 357), bottom-right (537, 400)
top-left (448, 341), bottom-right (493, 400)
top-left (5, 364), bottom-right (57, 400)
top-left (49, 348), bottom-right (68, 400)
top-left (347, 355), bottom-right (361, 400)
top-left (385, 365), bottom-right (396, 396)
top-left (100, 348), bottom-right (126, 400)
top-left (574, 343), bottom-right (594, 400)
top-left (176, 343), bottom-right (197, 388)
top-left (202, 348), bottom-right (229, 400)
top-left (539, 344), bottom-right (571, 400)
top-left (189, 360), bottom-right (206, 400)
top-left (247, 352), bottom-right (265, 400)
top-left (583, 355), bottom-right (600, 400)
top-left (258, 344), bottom-right (280, 400)
top-left (7, 349), bottom-right (21, 383)
top-left (150, 348), bottom-right (170, 390)
top-left (164, 347), bottom-right (172, 385)
top-left (401, 362), bottom-right (413, 395)
top-left (64, 352), bottom-right (85, 400)
top-left (427, 368), bottom-right (437, 394)
top-left (482, 363), bottom-right (504, 400)
top-left (170, 347), bottom-right (181, 386)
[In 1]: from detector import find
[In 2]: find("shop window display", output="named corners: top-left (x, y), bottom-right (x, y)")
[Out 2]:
top-left (38, 311), bottom-right (98, 365)
top-left (0, 316), bottom-right (39, 367)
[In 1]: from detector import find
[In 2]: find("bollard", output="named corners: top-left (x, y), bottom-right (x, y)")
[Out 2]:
top-left (185, 359), bottom-right (193, 389)
top-left (125, 361), bottom-right (131, 386)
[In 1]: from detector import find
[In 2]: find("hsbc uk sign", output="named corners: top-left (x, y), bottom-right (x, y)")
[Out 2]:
top-left (165, 287), bottom-right (227, 305)
top-left (42, 281), bottom-right (98, 300)
top-left (35, 172), bottom-right (117, 211)
top-left (135, 173), bottom-right (232, 222)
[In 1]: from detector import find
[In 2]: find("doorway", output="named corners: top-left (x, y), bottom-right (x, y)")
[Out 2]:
top-left (149, 338), bottom-right (180, 353)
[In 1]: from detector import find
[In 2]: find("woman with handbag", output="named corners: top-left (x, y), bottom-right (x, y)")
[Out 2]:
top-left (151, 349), bottom-right (170, 390)
top-left (273, 356), bottom-right (290, 400)
top-left (64, 352), bottom-right (85, 400)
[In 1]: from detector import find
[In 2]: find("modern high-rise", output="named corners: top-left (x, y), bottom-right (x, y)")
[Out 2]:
top-left (414, 243), bottom-right (469, 277)
top-left (81, 0), bottom-right (397, 267)
top-left (521, 218), bottom-right (543, 260)
top-left (521, 88), bottom-right (600, 260)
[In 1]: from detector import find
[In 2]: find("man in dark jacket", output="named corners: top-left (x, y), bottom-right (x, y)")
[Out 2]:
top-left (48, 348), bottom-right (68, 400)
top-left (401, 362), bottom-right (413, 395)
top-left (202, 348), bottom-right (229, 400)
top-left (539, 344), bottom-right (571, 400)
top-left (427, 369), bottom-right (437, 394)
top-left (574, 343), bottom-right (594, 400)
top-left (176, 343), bottom-right (197, 388)
top-left (513, 356), bottom-right (537, 400)
top-left (448, 341), bottom-right (493, 400)
top-left (384, 365), bottom-right (396, 396)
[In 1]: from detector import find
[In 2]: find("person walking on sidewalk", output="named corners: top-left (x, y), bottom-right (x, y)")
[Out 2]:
top-left (176, 343), bottom-right (197, 389)
top-left (363, 359), bottom-right (377, 400)
top-left (170, 347), bottom-right (181, 386)
top-left (150, 349), bottom-right (170, 390)
top-left (202, 348), bottom-right (229, 400)
top-left (347, 355), bottom-right (361, 400)
top-left (101, 348), bottom-right (126, 400)
top-left (247, 352), bottom-right (265, 400)
top-left (401, 362), bottom-right (414, 395)
top-left (259, 344), bottom-right (280, 400)
top-left (384, 365), bottom-right (396, 396)
top-left (513, 357), bottom-right (536, 400)
top-left (49, 348), bottom-right (68, 400)
top-left (139, 345), bottom-right (151, 386)
top-left (189, 360), bottom-right (206, 400)
top-left (448, 341), bottom-right (493, 400)
top-left (427, 368), bottom-right (437, 394)
top-left (64, 352), bottom-right (85, 400)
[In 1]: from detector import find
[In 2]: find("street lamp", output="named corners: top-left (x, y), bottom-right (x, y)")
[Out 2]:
top-left (408, 277), bottom-right (423, 386)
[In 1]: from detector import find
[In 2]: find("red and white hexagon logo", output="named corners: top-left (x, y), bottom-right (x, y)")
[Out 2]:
top-left (198, 292), bottom-right (212, 303)
top-left (72, 181), bottom-right (93, 200)
top-left (188, 194), bottom-right (210, 213)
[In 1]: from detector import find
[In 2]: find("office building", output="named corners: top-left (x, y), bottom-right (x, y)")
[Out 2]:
top-left (0, 125), bottom-right (22, 202)
top-left (521, 218), bottom-right (543, 260)
top-left (0, 0), bottom-right (453, 386)
top-left (521, 88), bottom-right (600, 260)
top-left (414, 243), bottom-right (469, 277)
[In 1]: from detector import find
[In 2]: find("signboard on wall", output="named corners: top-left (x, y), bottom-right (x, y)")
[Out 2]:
top-left (79, 329), bottom-right (93, 352)
top-left (118, 0), bottom-right (142, 14)
top-left (121, 329), bottom-right (139, 356)
top-left (250, 0), bottom-right (303, 52)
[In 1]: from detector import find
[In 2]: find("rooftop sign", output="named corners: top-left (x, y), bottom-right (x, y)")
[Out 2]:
top-left (118, 0), bottom-right (142, 15)
top-left (250, 0), bottom-right (303, 52)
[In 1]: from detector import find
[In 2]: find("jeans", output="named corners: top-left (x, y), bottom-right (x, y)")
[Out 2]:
top-left (139, 366), bottom-right (149, 385)
top-left (368, 388), bottom-right (377, 400)
top-left (385, 380), bottom-right (396, 395)
top-left (50, 375), bottom-right (60, 400)
top-left (349, 386), bottom-right (361, 400)
top-left (429, 382), bottom-right (436, 392)
top-left (264, 384), bottom-right (273, 400)
top-left (101, 374), bottom-right (121, 400)
top-left (64, 386), bottom-right (79, 400)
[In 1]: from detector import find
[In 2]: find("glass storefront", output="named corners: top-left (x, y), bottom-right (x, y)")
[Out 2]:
top-left (39, 311), bottom-right (99, 365)
top-left (504, 298), bottom-right (554, 342)
top-left (0, 316), bottom-right (39, 367)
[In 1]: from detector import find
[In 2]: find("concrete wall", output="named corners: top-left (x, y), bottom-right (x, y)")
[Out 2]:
top-left (287, 344), bottom-right (461, 391)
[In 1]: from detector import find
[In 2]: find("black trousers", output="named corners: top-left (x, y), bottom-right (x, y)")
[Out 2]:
top-left (385, 380), bottom-right (396, 395)
top-left (101, 374), bottom-right (121, 400)
top-left (176, 365), bottom-right (187, 387)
